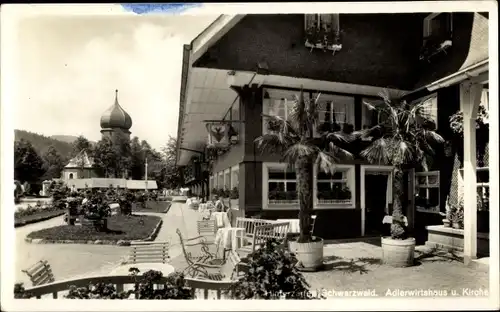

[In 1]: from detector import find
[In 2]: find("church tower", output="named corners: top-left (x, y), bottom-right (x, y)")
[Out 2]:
top-left (100, 90), bottom-right (132, 141)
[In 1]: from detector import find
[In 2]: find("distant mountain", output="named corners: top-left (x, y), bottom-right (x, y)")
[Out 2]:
top-left (15, 129), bottom-right (73, 161)
top-left (50, 135), bottom-right (79, 143)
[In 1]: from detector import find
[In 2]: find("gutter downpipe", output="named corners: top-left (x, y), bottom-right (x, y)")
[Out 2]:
top-left (426, 60), bottom-right (489, 92)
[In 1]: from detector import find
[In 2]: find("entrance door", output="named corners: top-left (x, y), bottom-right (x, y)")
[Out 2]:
top-left (365, 174), bottom-right (389, 235)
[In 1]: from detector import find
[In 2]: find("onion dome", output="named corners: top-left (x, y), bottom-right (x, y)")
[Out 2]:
top-left (100, 90), bottom-right (132, 130)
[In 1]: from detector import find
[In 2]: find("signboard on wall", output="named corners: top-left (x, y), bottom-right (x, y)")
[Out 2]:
top-left (206, 122), bottom-right (230, 148)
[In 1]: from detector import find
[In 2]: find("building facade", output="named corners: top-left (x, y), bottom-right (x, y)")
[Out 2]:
top-left (176, 13), bottom-right (490, 254)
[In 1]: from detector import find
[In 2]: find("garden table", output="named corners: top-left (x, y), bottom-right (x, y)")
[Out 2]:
top-left (109, 263), bottom-right (175, 277)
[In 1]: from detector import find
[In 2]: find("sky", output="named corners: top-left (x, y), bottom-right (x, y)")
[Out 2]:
top-left (15, 12), bottom-right (217, 149)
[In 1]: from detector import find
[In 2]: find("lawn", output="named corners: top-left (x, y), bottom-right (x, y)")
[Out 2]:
top-left (26, 214), bottom-right (161, 242)
top-left (132, 201), bottom-right (171, 213)
top-left (15, 209), bottom-right (66, 227)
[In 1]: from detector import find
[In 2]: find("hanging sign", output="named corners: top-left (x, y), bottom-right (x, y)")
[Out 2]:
top-left (206, 122), bottom-right (230, 148)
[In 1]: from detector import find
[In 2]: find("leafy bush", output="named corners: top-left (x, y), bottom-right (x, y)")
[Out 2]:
top-left (64, 269), bottom-right (192, 299)
top-left (226, 239), bottom-right (316, 299)
top-left (14, 283), bottom-right (32, 299)
top-left (230, 187), bottom-right (239, 200)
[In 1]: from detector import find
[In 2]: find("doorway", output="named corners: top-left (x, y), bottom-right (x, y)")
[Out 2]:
top-left (361, 165), bottom-right (393, 236)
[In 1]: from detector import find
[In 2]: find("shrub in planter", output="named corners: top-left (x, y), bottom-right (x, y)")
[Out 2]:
top-left (356, 90), bottom-right (444, 267)
top-left (226, 239), bottom-right (317, 299)
top-left (255, 89), bottom-right (354, 271)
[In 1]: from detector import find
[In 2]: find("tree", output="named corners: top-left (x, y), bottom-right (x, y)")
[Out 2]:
top-left (255, 90), bottom-right (353, 243)
top-left (93, 137), bottom-right (116, 178)
top-left (130, 137), bottom-right (144, 180)
top-left (42, 145), bottom-right (65, 180)
top-left (14, 139), bottom-right (45, 184)
top-left (72, 135), bottom-right (92, 156)
top-left (160, 136), bottom-right (183, 190)
top-left (354, 89), bottom-right (444, 239)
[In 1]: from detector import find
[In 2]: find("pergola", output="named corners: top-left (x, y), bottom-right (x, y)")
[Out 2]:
top-left (428, 61), bottom-right (494, 265)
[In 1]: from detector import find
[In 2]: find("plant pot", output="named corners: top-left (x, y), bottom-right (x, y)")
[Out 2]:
top-left (289, 237), bottom-right (324, 272)
top-left (442, 219), bottom-right (451, 227)
top-left (381, 237), bottom-right (415, 267)
top-left (452, 222), bottom-right (461, 229)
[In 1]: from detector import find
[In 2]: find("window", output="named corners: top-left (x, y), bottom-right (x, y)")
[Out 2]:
top-left (415, 171), bottom-right (440, 213)
top-left (224, 169), bottom-right (231, 190)
top-left (412, 94), bottom-right (438, 129)
top-left (361, 98), bottom-right (378, 130)
top-left (314, 93), bottom-right (355, 136)
top-left (262, 89), bottom-right (310, 134)
top-left (304, 14), bottom-right (341, 51)
top-left (265, 163), bottom-right (298, 206)
top-left (480, 88), bottom-right (489, 124)
top-left (315, 164), bottom-right (355, 206)
top-left (231, 165), bottom-right (239, 190)
top-left (459, 167), bottom-right (489, 211)
top-left (209, 176), bottom-right (214, 191)
top-left (217, 172), bottom-right (224, 190)
top-left (423, 13), bottom-right (453, 42)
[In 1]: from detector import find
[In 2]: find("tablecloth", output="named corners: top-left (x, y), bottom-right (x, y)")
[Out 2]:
top-left (276, 216), bottom-right (317, 234)
top-left (214, 227), bottom-right (245, 256)
top-left (212, 211), bottom-right (230, 228)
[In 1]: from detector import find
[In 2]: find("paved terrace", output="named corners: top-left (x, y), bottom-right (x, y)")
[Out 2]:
top-left (15, 198), bottom-right (489, 297)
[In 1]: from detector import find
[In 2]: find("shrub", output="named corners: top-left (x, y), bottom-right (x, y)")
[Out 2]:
top-left (14, 283), bottom-right (32, 299)
top-left (226, 239), bottom-right (317, 299)
top-left (64, 269), bottom-right (192, 299)
top-left (230, 187), bottom-right (239, 200)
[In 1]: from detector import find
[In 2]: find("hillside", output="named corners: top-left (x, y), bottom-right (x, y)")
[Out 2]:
top-left (15, 129), bottom-right (73, 161)
top-left (50, 135), bottom-right (79, 143)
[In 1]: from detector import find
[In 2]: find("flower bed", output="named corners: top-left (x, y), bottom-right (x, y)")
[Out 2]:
top-left (132, 201), bottom-right (172, 213)
top-left (14, 202), bottom-right (65, 227)
top-left (26, 214), bottom-right (161, 242)
top-left (15, 209), bottom-right (66, 227)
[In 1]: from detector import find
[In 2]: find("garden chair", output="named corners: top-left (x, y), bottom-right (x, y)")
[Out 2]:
top-left (197, 219), bottom-right (217, 243)
top-left (22, 260), bottom-right (55, 286)
top-left (128, 241), bottom-right (171, 264)
top-left (176, 229), bottom-right (226, 279)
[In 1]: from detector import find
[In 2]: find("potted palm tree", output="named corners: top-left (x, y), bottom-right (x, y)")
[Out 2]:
top-left (255, 88), bottom-right (353, 271)
top-left (355, 90), bottom-right (444, 267)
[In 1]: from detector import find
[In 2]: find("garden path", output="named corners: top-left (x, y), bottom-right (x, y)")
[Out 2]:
top-left (13, 197), bottom-right (197, 286)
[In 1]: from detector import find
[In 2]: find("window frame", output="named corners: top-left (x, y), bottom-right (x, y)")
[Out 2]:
top-left (313, 93), bottom-right (355, 137)
top-left (459, 167), bottom-right (489, 211)
top-left (415, 171), bottom-right (440, 214)
top-left (314, 163), bottom-right (356, 209)
top-left (224, 168), bottom-right (231, 190)
top-left (230, 165), bottom-right (239, 190)
top-left (304, 14), bottom-right (342, 51)
top-left (217, 172), bottom-right (224, 190)
top-left (262, 162), bottom-right (299, 209)
top-left (423, 13), bottom-right (453, 41)
top-left (411, 93), bottom-right (438, 129)
top-left (262, 88), bottom-right (309, 135)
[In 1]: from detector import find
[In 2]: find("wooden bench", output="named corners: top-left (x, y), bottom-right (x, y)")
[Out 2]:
top-left (276, 215), bottom-right (317, 235)
top-left (128, 241), bottom-right (170, 264)
top-left (22, 260), bottom-right (55, 287)
top-left (236, 221), bottom-right (290, 257)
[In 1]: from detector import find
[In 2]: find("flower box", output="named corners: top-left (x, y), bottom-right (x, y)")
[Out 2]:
top-left (268, 199), bottom-right (299, 205)
top-left (317, 199), bottom-right (352, 205)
